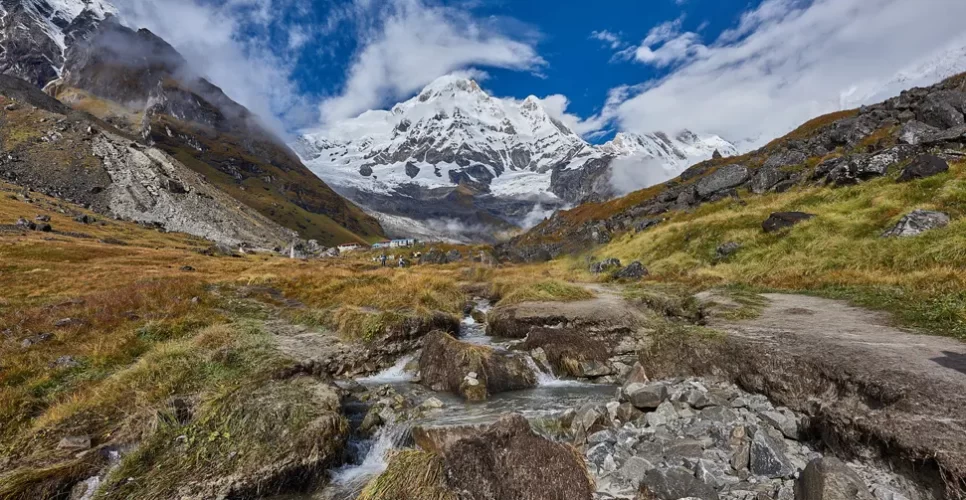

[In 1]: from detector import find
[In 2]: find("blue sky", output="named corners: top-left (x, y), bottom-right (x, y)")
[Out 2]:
top-left (122, 0), bottom-right (966, 146)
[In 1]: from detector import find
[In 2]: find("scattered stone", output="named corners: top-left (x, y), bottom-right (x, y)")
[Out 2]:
top-left (750, 165), bottom-right (789, 194)
top-left (624, 382), bottom-right (668, 410)
top-left (796, 457), bottom-right (875, 500)
top-left (750, 429), bottom-right (795, 478)
top-left (641, 466), bottom-right (719, 500)
top-left (624, 362), bottom-right (649, 385)
top-left (73, 214), bottom-right (95, 224)
top-left (590, 258), bottom-right (621, 274)
top-left (760, 408), bottom-right (801, 440)
top-left (15, 217), bottom-right (36, 230)
top-left (21, 332), bottom-right (54, 348)
top-left (898, 120), bottom-right (940, 145)
top-left (36, 223), bottom-right (52, 232)
top-left (696, 164), bottom-right (750, 198)
top-left (896, 154), bottom-right (949, 182)
top-left (180, 265), bottom-right (195, 272)
top-left (50, 355), bottom-right (80, 369)
top-left (57, 435), bottom-right (92, 451)
top-left (612, 261), bottom-right (648, 280)
top-left (445, 249), bottom-right (462, 263)
top-left (762, 212), bottom-right (815, 233)
top-left (715, 241), bottom-right (741, 260)
top-left (34, 214), bottom-right (51, 222)
top-left (881, 210), bottom-right (950, 237)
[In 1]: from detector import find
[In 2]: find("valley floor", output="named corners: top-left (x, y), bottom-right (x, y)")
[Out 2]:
top-left (1, 180), bottom-right (965, 499)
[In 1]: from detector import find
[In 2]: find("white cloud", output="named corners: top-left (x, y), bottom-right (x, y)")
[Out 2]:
top-left (535, 88), bottom-right (629, 137)
top-left (590, 30), bottom-right (625, 50)
top-left (603, 0), bottom-right (966, 147)
top-left (317, 0), bottom-right (546, 127)
top-left (118, 0), bottom-right (316, 135)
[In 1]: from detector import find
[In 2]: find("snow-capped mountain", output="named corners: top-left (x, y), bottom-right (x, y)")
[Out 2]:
top-left (0, 0), bottom-right (116, 87)
top-left (296, 75), bottom-right (735, 241)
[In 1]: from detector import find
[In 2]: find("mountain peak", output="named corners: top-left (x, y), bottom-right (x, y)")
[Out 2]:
top-left (417, 74), bottom-right (484, 101)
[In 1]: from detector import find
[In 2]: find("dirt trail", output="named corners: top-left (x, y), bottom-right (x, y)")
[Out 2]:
top-left (675, 292), bottom-right (966, 497)
top-left (713, 293), bottom-right (966, 391)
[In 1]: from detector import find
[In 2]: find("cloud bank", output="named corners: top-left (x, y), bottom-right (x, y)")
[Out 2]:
top-left (596, 0), bottom-right (966, 147)
top-left (317, 0), bottom-right (546, 127)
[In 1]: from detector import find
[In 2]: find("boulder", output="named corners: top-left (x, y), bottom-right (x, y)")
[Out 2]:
top-left (412, 424), bottom-right (486, 455)
top-left (623, 382), bottom-right (669, 410)
top-left (715, 242), bottom-right (741, 260)
top-left (590, 258), bottom-right (621, 274)
top-left (15, 217), bottom-right (36, 230)
top-left (613, 261), bottom-right (648, 281)
top-left (445, 414), bottom-right (595, 500)
top-left (750, 429), bottom-right (795, 478)
top-left (520, 327), bottom-right (611, 377)
top-left (56, 435), bottom-right (92, 451)
top-left (418, 331), bottom-right (536, 401)
top-left (624, 362), bottom-right (649, 385)
top-left (21, 332), bottom-right (54, 348)
top-left (763, 150), bottom-right (808, 170)
top-left (445, 249), bottom-right (462, 263)
top-left (571, 403), bottom-right (611, 442)
top-left (420, 248), bottom-right (448, 265)
top-left (750, 165), bottom-right (788, 194)
top-left (824, 150), bottom-right (903, 186)
top-left (762, 212), bottom-right (815, 233)
top-left (882, 210), bottom-right (950, 237)
top-left (696, 165), bottom-right (750, 198)
top-left (795, 457), bottom-right (874, 500)
top-left (405, 162), bottom-right (421, 178)
top-left (897, 154), bottom-right (949, 182)
top-left (640, 466), bottom-right (719, 500)
top-left (898, 120), bottom-right (940, 145)
top-left (918, 98), bottom-right (965, 129)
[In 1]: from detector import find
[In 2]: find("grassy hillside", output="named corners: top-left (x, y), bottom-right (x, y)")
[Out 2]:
top-left (592, 158), bottom-right (966, 338)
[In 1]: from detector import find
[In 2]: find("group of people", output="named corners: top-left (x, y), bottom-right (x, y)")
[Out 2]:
top-left (372, 251), bottom-right (423, 266)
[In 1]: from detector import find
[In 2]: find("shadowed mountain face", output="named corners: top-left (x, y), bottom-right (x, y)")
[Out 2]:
top-left (44, 19), bottom-right (384, 244)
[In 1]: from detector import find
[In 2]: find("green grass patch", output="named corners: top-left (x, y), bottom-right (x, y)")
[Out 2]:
top-left (497, 280), bottom-right (594, 306)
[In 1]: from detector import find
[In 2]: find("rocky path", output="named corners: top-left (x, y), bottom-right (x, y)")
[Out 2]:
top-left (711, 293), bottom-right (966, 387)
top-left (678, 292), bottom-right (966, 497)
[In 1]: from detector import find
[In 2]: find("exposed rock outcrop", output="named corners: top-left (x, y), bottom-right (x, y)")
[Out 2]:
top-left (881, 209), bottom-right (950, 237)
top-left (418, 331), bottom-right (536, 400)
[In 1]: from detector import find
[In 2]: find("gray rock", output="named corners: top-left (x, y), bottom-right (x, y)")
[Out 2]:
top-left (881, 210), bottom-right (950, 237)
top-left (795, 457), bottom-right (874, 500)
top-left (624, 382), bottom-right (669, 410)
top-left (405, 162), bottom-right (421, 178)
top-left (572, 403), bottom-right (609, 439)
top-left (579, 360), bottom-right (614, 378)
top-left (750, 430), bottom-right (795, 478)
top-left (715, 242), bottom-right (741, 260)
top-left (617, 456), bottom-right (654, 483)
top-left (57, 435), bottom-right (92, 451)
top-left (898, 120), bottom-right (940, 145)
top-left (750, 165), bottom-right (788, 194)
top-left (615, 403), bottom-right (643, 424)
top-left (613, 261), bottom-right (648, 280)
top-left (918, 98), bottom-right (965, 129)
top-left (696, 165), bottom-right (750, 198)
top-left (591, 258), bottom-right (622, 274)
top-left (21, 332), bottom-right (54, 348)
top-left (641, 466), bottom-right (719, 500)
top-left (588, 429), bottom-right (617, 445)
top-left (897, 155), bottom-right (949, 182)
top-left (762, 212), bottom-right (815, 233)
top-left (763, 150), bottom-right (808, 170)
top-left (760, 409), bottom-right (801, 440)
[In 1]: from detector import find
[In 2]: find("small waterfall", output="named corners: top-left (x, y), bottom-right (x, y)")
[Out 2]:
top-left (524, 355), bottom-right (590, 388)
top-left (358, 355), bottom-right (415, 384)
top-left (328, 421), bottom-right (409, 498)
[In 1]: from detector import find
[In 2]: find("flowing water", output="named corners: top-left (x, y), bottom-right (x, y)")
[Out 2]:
top-left (293, 298), bottom-right (616, 500)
